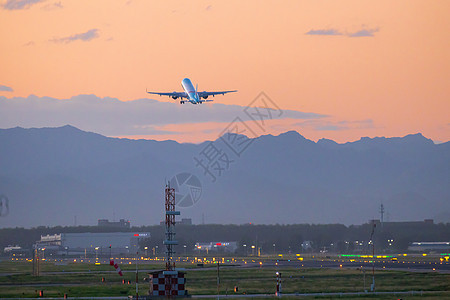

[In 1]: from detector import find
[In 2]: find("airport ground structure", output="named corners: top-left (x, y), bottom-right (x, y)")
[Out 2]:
top-left (1, 253), bottom-right (449, 299)
top-left (33, 232), bottom-right (150, 257)
top-left (1, 219), bottom-right (450, 298)
top-left (1, 220), bottom-right (450, 259)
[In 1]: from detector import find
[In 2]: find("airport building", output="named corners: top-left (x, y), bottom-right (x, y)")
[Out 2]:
top-left (408, 242), bottom-right (450, 252)
top-left (3, 245), bottom-right (28, 257)
top-left (194, 242), bottom-right (237, 253)
top-left (35, 232), bottom-right (150, 256)
top-left (97, 219), bottom-right (131, 228)
top-left (369, 219), bottom-right (435, 226)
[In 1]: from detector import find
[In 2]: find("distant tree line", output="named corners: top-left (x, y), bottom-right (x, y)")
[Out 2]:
top-left (1, 222), bottom-right (449, 255)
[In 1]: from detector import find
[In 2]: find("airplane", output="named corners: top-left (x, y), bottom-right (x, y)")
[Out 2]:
top-left (146, 78), bottom-right (237, 104)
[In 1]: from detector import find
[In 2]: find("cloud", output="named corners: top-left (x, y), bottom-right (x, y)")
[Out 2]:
top-left (206, 5), bottom-right (212, 11)
top-left (338, 119), bottom-right (375, 129)
top-left (0, 94), bottom-right (326, 138)
top-left (306, 26), bottom-right (379, 38)
top-left (23, 41), bottom-right (35, 47)
top-left (349, 28), bottom-right (379, 37)
top-left (0, 85), bottom-right (13, 92)
top-left (305, 29), bottom-right (342, 36)
top-left (41, 1), bottom-right (63, 10)
top-left (1, 0), bottom-right (44, 10)
top-left (50, 29), bottom-right (99, 44)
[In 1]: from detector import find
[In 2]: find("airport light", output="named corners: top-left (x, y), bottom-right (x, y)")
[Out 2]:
top-left (275, 272), bottom-right (282, 296)
top-left (94, 247), bottom-right (99, 260)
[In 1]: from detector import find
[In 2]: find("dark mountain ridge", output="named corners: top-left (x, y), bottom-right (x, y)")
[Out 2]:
top-left (0, 126), bottom-right (448, 227)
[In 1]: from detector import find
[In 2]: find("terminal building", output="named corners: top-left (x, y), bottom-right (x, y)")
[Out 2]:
top-left (35, 232), bottom-right (150, 256)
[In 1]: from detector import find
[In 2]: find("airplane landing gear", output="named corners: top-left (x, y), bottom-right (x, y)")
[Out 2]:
top-left (180, 100), bottom-right (184, 104)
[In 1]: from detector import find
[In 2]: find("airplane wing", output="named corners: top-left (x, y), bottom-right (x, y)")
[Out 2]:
top-left (146, 90), bottom-right (187, 99)
top-left (197, 90), bottom-right (237, 98)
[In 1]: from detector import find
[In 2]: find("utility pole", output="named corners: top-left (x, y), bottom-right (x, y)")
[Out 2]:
top-left (362, 266), bottom-right (366, 292)
top-left (380, 203), bottom-right (385, 227)
top-left (32, 248), bottom-right (40, 276)
top-left (135, 251), bottom-right (139, 300)
top-left (217, 262), bottom-right (220, 299)
top-left (369, 221), bottom-right (376, 292)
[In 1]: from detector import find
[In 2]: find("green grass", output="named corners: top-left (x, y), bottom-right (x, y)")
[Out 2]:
top-left (186, 267), bottom-right (450, 295)
top-left (0, 261), bottom-right (449, 298)
top-left (0, 285), bottom-right (154, 298)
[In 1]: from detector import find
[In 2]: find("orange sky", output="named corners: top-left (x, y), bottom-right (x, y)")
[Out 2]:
top-left (1, 0), bottom-right (449, 143)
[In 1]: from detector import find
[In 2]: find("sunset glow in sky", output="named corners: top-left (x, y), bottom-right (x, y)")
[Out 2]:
top-left (1, 0), bottom-right (449, 143)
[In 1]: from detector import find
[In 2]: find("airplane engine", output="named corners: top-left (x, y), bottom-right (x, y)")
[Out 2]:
top-left (202, 95), bottom-right (208, 99)
top-left (172, 96), bottom-right (178, 99)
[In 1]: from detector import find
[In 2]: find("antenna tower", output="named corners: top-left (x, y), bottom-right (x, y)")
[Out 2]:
top-left (164, 182), bottom-right (179, 271)
top-left (380, 203), bottom-right (385, 226)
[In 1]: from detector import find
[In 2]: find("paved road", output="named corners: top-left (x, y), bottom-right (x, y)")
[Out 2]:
top-left (268, 258), bottom-right (450, 273)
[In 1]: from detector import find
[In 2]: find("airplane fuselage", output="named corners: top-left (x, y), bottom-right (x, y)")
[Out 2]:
top-left (181, 78), bottom-right (200, 104)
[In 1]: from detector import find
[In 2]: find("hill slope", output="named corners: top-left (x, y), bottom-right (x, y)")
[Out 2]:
top-left (0, 126), bottom-right (448, 227)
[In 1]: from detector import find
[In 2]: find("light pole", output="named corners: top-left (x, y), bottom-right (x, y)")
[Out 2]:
top-left (243, 244), bottom-right (247, 256)
top-left (217, 262), bottom-right (220, 298)
top-left (95, 247), bottom-right (99, 261)
top-left (362, 266), bottom-right (366, 292)
top-left (369, 221), bottom-right (376, 292)
top-left (273, 243), bottom-right (276, 256)
top-left (184, 245), bottom-right (187, 257)
top-left (144, 247), bottom-right (148, 257)
top-left (276, 272), bottom-right (282, 297)
top-left (135, 251), bottom-right (139, 300)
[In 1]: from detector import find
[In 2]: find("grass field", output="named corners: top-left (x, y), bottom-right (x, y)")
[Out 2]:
top-left (0, 260), bottom-right (449, 299)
